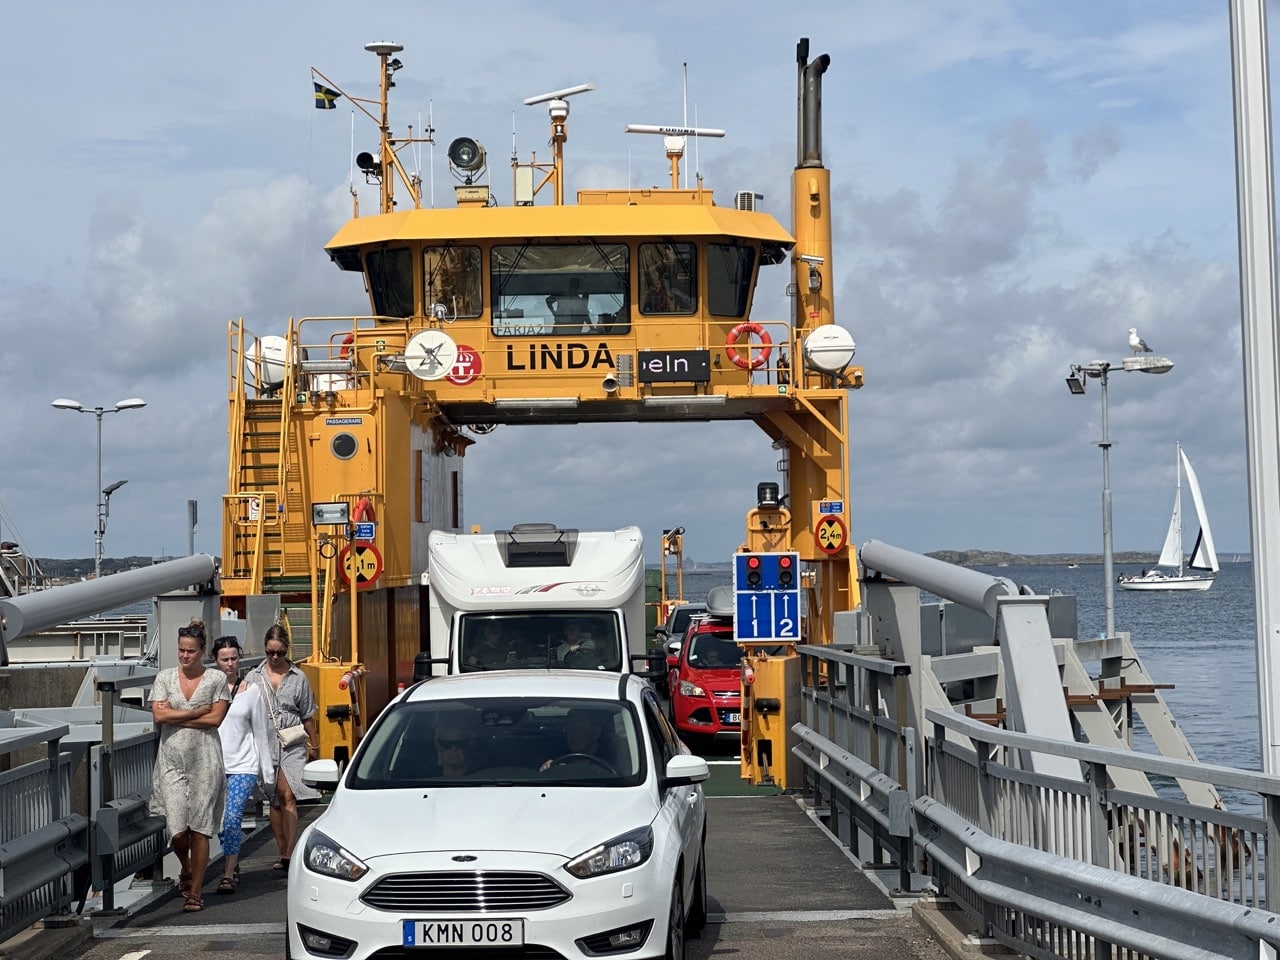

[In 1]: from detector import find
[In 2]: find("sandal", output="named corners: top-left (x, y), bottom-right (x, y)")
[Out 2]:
top-left (272, 857), bottom-right (290, 871)
top-left (182, 896), bottom-right (204, 913)
top-left (216, 877), bottom-right (236, 895)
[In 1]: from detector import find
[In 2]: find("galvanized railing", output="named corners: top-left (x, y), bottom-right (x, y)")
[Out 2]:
top-left (0, 722), bottom-right (88, 943)
top-left (797, 639), bottom-right (1280, 960)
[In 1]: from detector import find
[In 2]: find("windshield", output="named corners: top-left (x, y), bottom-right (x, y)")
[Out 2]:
top-left (458, 613), bottom-right (623, 672)
top-left (348, 697), bottom-right (644, 788)
top-left (686, 630), bottom-right (743, 669)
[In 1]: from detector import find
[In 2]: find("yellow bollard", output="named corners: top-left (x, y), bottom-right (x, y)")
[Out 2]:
top-left (739, 648), bottom-right (801, 789)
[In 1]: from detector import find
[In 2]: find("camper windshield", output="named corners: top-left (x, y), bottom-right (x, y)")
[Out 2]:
top-left (459, 613), bottom-right (623, 673)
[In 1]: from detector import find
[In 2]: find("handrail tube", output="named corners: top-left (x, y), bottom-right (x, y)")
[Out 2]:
top-left (0, 554), bottom-right (217, 648)
top-left (793, 725), bottom-right (910, 836)
top-left (928, 707), bottom-right (1280, 794)
top-left (915, 796), bottom-right (1280, 959)
top-left (859, 540), bottom-right (1017, 618)
top-left (0, 816), bottom-right (88, 905)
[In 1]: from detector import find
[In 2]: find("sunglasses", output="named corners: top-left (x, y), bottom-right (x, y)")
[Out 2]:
top-left (436, 738), bottom-right (469, 749)
top-left (177, 626), bottom-right (203, 638)
top-left (265, 649), bottom-right (288, 658)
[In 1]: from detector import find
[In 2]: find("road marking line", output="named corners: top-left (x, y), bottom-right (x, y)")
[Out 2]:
top-left (714, 909), bottom-right (902, 922)
top-left (97, 923), bottom-right (284, 938)
top-left (118, 952), bottom-right (152, 960)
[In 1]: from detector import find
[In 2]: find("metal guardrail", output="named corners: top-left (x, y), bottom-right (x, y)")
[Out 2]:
top-left (795, 641), bottom-right (1280, 960)
top-left (0, 723), bottom-right (89, 944)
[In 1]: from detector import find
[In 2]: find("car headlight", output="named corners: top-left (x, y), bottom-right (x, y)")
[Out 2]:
top-left (678, 679), bottom-right (706, 697)
top-left (565, 826), bottom-right (654, 879)
top-left (303, 829), bottom-right (369, 881)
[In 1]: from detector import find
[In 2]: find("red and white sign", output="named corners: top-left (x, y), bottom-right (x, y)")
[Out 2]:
top-left (446, 345), bottom-right (481, 386)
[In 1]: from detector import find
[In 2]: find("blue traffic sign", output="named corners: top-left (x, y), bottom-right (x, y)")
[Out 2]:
top-left (354, 522), bottom-right (375, 542)
top-left (733, 552), bottom-right (801, 643)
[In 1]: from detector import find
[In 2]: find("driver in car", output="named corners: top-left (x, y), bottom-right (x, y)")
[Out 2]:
top-left (540, 708), bottom-right (612, 771)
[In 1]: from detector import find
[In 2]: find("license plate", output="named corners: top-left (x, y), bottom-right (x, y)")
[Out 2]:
top-left (725, 712), bottom-right (740, 724)
top-left (404, 919), bottom-right (525, 948)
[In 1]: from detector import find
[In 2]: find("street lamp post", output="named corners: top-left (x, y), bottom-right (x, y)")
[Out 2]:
top-left (1065, 355), bottom-right (1173, 638)
top-left (51, 397), bottom-right (147, 578)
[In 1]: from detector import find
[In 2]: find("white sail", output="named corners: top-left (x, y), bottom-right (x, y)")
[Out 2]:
top-left (1180, 447), bottom-right (1219, 573)
top-left (1156, 495), bottom-right (1183, 568)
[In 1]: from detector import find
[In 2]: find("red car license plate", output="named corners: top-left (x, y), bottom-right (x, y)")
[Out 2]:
top-left (725, 712), bottom-right (740, 724)
top-left (404, 919), bottom-right (525, 947)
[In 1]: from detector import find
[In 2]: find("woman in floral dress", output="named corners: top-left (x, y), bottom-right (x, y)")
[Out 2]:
top-left (149, 619), bottom-right (230, 912)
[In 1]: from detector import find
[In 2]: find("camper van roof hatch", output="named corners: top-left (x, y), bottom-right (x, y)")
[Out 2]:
top-left (496, 523), bottom-right (580, 568)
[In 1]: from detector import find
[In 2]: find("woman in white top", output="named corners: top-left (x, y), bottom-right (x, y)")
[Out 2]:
top-left (212, 636), bottom-right (275, 893)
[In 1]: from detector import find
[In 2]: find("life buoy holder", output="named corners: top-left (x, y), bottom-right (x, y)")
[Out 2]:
top-left (353, 497), bottom-right (375, 523)
top-left (338, 333), bottom-right (355, 359)
top-left (725, 323), bottom-right (773, 370)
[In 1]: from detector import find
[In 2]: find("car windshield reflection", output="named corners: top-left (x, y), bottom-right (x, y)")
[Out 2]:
top-left (348, 697), bottom-right (645, 789)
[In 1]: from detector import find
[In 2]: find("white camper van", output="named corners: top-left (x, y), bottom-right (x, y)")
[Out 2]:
top-left (423, 524), bottom-right (649, 677)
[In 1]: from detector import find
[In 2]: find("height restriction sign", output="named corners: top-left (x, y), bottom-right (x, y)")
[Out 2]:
top-left (338, 543), bottom-right (383, 589)
top-left (815, 515), bottom-right (847, 555)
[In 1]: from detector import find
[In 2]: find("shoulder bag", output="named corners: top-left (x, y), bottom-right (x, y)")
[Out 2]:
top-left (259, 673), bottom-right (308, 750)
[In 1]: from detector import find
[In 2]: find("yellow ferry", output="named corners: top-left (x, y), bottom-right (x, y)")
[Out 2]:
top-left (220, 38), bottom-right (861, 779)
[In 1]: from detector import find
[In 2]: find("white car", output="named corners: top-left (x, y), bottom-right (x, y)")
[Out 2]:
top-left (287, 670), bottom-right (710, 960)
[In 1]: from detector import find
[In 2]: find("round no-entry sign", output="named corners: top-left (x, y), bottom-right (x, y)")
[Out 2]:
top-left (338, 542), bottom-right (383, 589)
top-left (815, 515), bottom-right (847, 555)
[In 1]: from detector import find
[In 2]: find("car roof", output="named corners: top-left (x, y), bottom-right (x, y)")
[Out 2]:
top-left (403, 669), bottom-right (641, 705)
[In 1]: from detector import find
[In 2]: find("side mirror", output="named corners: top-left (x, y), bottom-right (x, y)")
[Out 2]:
top-left (662, 753), bottom-right (710, 787)
top-left (302, 758), bottom-right (342, 789)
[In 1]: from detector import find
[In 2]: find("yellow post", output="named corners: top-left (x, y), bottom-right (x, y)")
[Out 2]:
top-left (738, 648), bottom-right (801, 789)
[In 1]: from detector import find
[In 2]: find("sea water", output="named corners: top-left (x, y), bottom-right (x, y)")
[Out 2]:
top-left (677, 562), bottom-right (1263, 774)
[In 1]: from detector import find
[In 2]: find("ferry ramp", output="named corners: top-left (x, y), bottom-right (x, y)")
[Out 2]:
top-left (7, 788), bottom-right (959, 960)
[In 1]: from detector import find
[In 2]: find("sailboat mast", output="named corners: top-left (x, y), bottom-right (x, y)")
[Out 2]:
top-left (1175, 442), bottom-right (1184, 577)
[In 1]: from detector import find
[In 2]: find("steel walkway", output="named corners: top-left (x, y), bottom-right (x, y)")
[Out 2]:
top-left (2, 794), bottom-right (958, 960)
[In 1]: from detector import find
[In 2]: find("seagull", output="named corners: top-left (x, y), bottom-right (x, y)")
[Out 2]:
top-left (1128, 327), bottom-right (1153, 354)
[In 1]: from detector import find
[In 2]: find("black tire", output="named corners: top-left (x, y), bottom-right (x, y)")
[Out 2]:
top-left (686, 844), bottom-right (707, 935)
top-left (664, 881), bottom-right (685, 960)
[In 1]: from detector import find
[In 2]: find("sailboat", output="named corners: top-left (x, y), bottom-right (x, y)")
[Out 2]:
top-left (1118, 443), bottom-right (1218, 592)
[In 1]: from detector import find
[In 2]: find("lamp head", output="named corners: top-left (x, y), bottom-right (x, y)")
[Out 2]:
top-left (51, 398), bottom-right (83, 411)
top-left (102, 479), bottom-right (128, 496)
top-left (1065, 373), bottom-right (1086, 395)
top-left (115, 398), bottom-right (147, 411)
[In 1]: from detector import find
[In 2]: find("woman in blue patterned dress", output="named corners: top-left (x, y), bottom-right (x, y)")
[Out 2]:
top-left (149, 619), bottom-right (230, 912)
top-left (249, 624), bottom-right (319, 871)
top-left (212, 636), bottom-right (274, 893)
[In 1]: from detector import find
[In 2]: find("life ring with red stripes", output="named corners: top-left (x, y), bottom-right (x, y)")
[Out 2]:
top-left (339, 333), bottom-right (355, 359)
top-left (353, 497), bottom-right (375, 523)
top-left (725, 322), bottom-right (772, 370)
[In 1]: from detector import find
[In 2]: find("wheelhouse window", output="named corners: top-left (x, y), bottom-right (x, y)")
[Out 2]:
top-left (425, 245), bottom-right (482, 319)
top-left (366, 247), bottom-right (414, 319)
top-left (707, 243), bottom-right (756, 318)
top-left (348, 696), bottom-right (645, 788)
top-left (491, 243), bottom-right (629, 336)
top-left (638, 242), bottom-right (697, 315)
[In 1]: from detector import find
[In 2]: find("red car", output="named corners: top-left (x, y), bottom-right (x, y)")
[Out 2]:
top-left (667, 616), bottom-right (746, 748)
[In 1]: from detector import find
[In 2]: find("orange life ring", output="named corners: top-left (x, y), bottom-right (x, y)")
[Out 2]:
top-left (339, 333), bottom-right (355, 359)
top-left (353, 497), bottom-right (375, 523)
top-left (725, 322), bottom-right (773, 370)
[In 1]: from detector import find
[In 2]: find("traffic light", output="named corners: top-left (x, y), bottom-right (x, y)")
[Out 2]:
top-left (745, 555), bottom-right (763, 588)
top-left (736, 552), bottom-right (799, 592)
top-left (778, 554), bottom-right (794, 588)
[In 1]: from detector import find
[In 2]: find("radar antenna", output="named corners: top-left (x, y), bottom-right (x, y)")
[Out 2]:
top-left (516, 82), bottom-right (595, 205)
top-left (624, 124), bottom-right (725, 190)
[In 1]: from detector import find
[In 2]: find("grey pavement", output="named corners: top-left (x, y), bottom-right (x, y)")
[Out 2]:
top-left (2, 796), bottom-right (996, 960)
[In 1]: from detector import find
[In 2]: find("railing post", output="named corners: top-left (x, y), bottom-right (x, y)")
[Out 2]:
top-left (97, 676), bottom-right (117, 913)
top-left (1266, 793), bottom-right (1280, 912)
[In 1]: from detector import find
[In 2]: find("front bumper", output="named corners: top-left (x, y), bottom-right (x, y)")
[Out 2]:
top-left (287, 849), bottom-right (674, 960)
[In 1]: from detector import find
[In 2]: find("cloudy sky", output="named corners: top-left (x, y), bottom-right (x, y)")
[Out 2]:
top-left (0, 1), bottom-right (1265, 566)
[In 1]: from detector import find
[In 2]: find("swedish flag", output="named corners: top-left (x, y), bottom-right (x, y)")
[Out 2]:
top-left (314, 82), bottom-right (341, 110)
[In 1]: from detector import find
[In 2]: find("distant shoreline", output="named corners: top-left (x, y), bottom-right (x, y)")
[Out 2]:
top-left (660, 550), bottom-right (1251, 570)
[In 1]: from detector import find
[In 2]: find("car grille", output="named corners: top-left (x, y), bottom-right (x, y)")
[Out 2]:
top-left (361, 871), bottom-right (571, 912)
top-left (368, 948), bottom-right (567, 959)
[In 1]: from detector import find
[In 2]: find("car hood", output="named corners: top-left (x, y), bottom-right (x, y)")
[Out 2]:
top-left (684, 666), bottom-right (742, 684)
top-left (317, 786), bottom-right (659, 860)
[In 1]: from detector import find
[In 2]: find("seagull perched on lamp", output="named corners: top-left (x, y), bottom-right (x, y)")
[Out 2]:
top-left (1128, 327), bottom-right (1153, 354)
